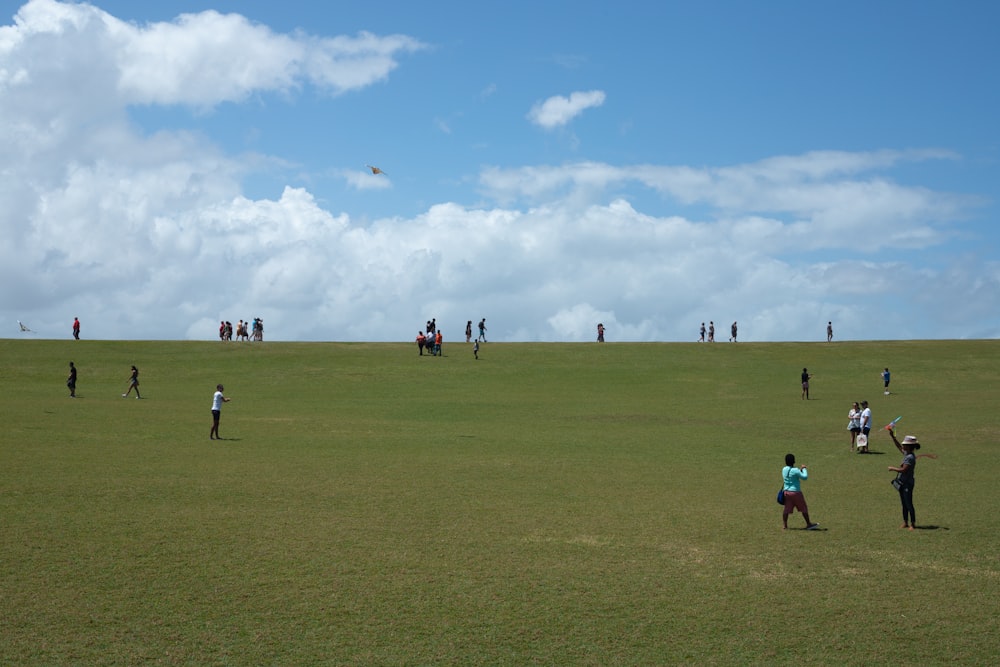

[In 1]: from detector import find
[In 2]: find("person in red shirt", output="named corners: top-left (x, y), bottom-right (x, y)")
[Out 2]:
top-left (72, 317), bottom-right (80, 340)
top-left (434, 330), bottom-right (443, 356)
top-left (416, 331), bottom-right (426, 355)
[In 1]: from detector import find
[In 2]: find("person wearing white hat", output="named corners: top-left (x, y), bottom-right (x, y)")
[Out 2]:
top-left (888, 430), bottom-right (920, 530)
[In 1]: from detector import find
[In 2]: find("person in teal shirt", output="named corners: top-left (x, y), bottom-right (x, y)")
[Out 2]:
top-left (782, 453), bottom-right (819, 530)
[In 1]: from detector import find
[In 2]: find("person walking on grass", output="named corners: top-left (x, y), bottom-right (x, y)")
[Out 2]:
top-left (781, 453), bottom-right (819, 530)
top-left (888, 430), bottom-right (919, 530)
top-left (67, 361), bottom-right (77, 398)
top-left (123, 365), bottom-right (141, 399)
top-left (473, 340), bottom-right (480, 360)
top-left (477, 318), bottom-right (487, 343)
top-left (210, 384), bottom-right (231, 440)
top-left (801, 368), bottom-right (812, 399)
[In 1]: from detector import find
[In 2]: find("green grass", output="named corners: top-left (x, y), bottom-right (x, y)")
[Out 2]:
top-left (2, 338), bottom-right (999, 665)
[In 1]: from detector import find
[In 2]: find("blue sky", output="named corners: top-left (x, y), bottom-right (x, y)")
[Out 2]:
top-left (2, 0), bottom-right (998, 341)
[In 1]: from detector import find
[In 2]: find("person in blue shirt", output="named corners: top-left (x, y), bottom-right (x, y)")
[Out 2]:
top-left (882, 368), bottom-right (891, 395)
top-left (781, 453), bottom-right (819, 530)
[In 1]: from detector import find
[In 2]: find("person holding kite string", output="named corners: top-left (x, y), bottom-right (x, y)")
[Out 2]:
top-left (887, 429), bottom-right (920, 530)
top-left (780, 453), bottom-right (819, 530)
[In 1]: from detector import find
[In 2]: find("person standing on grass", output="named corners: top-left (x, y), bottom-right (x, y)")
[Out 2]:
top-left (123, 365), bottom-right (141, 399)
top-left (434, 329), bottom-right (443, 357)
top-left (67, 361), bottom-right (77, 398)
top-left (848, 401), bottom-right (862, 451)
top-left (416, 331), bottom-right (426, 355)
top-left (882, 367), bottom-right (891, 395)
top-left (801, 368), bottom-right (812, 399)
top-left (699, 322), bottom-right (706, 342)
top-left (859, 400), bottom-right (872, 440)
top-left (888, 430), bottom-right (919, 530)
top-left (827, 321), bottom-right (833, 342)
top-left (473, 340), bottom-right (480, 360)
top-left (781, 453), bottom-right (819, 530)
top-left (210, 384), bottom-right (231, 440)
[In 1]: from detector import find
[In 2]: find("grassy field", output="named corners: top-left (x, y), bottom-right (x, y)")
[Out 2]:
top-left (1, 337), bottom-right (999, 665)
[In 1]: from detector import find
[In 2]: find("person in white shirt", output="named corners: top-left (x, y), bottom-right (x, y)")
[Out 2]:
top-left (210, 384), bottom-right (231, 440)
top-left (858, 401), bottom-right (872, 453)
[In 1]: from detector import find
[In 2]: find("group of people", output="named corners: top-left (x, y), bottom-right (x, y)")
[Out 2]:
top-left (783, 428), bottom-right (922, 531)
top-left (219, 318), bottom-right (263, 342)
top-left (783, 365), bottom-right (922, 531)
top-left (847, 400), bottom-right (872, 452)
top-left (65, 362), bottom-right (141, 399)
top-left (697, 321), bottom-right (738, 342)
top-left (416, 319), bottom-right (443, 356)
top-left (415, 318), bottom-right (488, 357)
top-left (416, 328), bottom-right (443, 356)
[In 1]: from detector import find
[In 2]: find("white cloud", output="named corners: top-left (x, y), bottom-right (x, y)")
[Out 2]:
top-left (2, 0), bottom-right (425, 109)
top-left (527, 90), bottom-right (606, 129)
top-left (0, 2), bottom-right (996, 343)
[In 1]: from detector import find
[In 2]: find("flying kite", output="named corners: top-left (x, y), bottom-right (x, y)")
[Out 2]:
top-left (366, 164), bottom-right (387, 175)
top-left (17, 320), bottom-right (33, 332)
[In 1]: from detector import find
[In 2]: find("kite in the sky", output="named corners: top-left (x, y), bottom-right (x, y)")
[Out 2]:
top-left (366, 164), bottom-right (387, 175)
top-left (18, 320), bottom-right (32, 332)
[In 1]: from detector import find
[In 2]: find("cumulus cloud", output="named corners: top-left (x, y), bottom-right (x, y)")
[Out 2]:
top-left (0, 2), bottom-right (996, 343)
top-left (1, 0), bottom-right (425, 109)
top-left (527, 90), bottom-right (606, 129)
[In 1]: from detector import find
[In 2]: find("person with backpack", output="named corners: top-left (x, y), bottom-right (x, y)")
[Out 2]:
top-left (781, 453), bottom-right (819, 530)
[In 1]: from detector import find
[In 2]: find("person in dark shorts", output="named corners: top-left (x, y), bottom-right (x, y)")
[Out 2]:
top-left (123, 365), bottom-right (141, 399)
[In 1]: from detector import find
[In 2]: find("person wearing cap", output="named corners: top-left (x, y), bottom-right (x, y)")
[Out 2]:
top-left (781, 453), bottom-right (819, 530)
top-left (888, 430), bottom-right (920, 530)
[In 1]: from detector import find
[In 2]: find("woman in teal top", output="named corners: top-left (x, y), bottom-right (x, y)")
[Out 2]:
top-left (782, 453), bottom-right (819, 530)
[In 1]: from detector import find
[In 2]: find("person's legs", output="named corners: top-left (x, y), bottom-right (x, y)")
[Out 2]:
top-left (211, 411), bottom-right (220, 439)
top-left (900, 485), bottom-right (916, 528)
